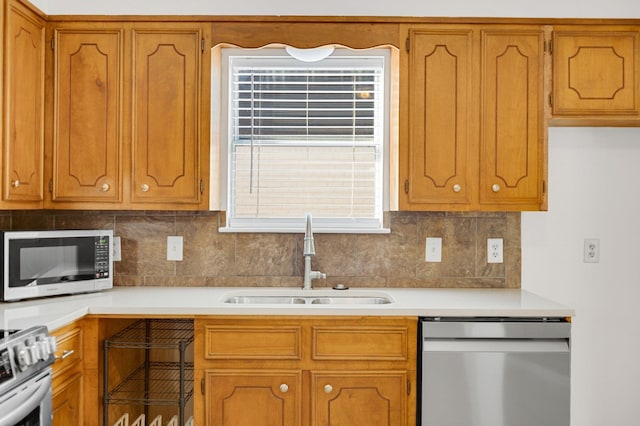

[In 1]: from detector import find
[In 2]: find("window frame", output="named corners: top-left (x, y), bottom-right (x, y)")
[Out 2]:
top-left (217, 44), bottom-right (395, 234)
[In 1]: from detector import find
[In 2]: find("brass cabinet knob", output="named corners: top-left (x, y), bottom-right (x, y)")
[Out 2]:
top-left (492, 184), bottom-right (501, 193)
top-left (11, 180), bottom-right (20, 188)
top-left (324, 384), bottom-right (333, 394)
top-left (141, 183), bottom-right (150, 192)
top-left (452, 184), bottom-right (461, 193)
top-left (279, 384), bottom-right (289, 393)
top-left (101, 183), bottom-right (111, 192)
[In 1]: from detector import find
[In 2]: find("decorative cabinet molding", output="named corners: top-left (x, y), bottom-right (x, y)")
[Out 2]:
top-left (2, 0), bottom-right (45, 207)
top-left (552, 28), bottom-right (640, 118)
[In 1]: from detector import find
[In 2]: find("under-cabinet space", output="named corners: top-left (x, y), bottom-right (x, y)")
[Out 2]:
top-left (103, 319), bottom-right (194, 426)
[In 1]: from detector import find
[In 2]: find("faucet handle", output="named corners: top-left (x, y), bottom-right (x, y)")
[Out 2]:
top-left (311, 271), bottom-right (326, 280)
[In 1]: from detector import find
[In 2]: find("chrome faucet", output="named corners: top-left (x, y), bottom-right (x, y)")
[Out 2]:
top-left (302, 213), bottom-right (326, 290)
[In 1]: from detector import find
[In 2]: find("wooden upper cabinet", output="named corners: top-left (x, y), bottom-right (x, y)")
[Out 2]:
top-left (552, 28), bottom-right (640, 117)
top-left (405, 28), bottom-right (473, 206)
top-left (401, 25), bottom-right (547, 211)
top-left (52, 28), bottom-right (123, 203)
top-left (479, 29), bottom-right (546, 208)
top-left (3, 0), bottom-right (45, 205)
top-left (48, 23), bottom-right (209, 209)
top-left (131, 29), bottom-right (203, 205)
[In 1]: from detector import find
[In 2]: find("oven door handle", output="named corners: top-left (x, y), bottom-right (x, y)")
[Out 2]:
top-left (0, 369), bottom-right (52, 425)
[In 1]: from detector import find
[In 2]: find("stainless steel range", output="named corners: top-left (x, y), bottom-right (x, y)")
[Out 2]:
top-left (0, 326), bottom-right (56, 426)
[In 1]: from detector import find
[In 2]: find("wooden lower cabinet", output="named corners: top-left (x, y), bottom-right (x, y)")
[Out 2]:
top-left (52, 372), bottom-right (83, 426)
top-left (311, 371), bottom-right (407, 426)
top-left (50, 318), bottom-right (99, 426)
top-left (51, 321), bottom-right (84, 426)
top-left (204, 370), bottom-right (302, 426)
top-left (195, 316), bottom-right (417, 426)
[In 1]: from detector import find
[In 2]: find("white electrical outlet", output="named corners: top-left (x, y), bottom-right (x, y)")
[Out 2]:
top-left (113, 236), bottom-right (121, 262)
top-left (167, 236), bottom-right (183, 261)
top-left (583, 238), bottom-right (600, 263)
top-left (487, 238), bottom-right (503, 264)
top-left (425, 237), bottom-right (442, 262)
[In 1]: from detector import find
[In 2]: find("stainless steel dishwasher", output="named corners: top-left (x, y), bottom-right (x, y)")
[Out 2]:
top-left (420, 317), bottom-right (570, 426)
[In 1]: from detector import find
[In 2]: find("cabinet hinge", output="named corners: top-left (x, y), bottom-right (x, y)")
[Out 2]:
top-left (199, 179), bottom-right (205, 195)
top-left (549, 39), bottom-right (553, 55)
top-left (404, 179), bottom-right (409, 194)
top-left (201, 378), bottom-right (205, 394)
top-left (201, 38), bottom-right (205, 53)
top-left (407, 379), bottom-right (411, 395)
top-left (48, 179), bottom-right (53, 193)
top-left (50, 37), bottom-right (54, 51)
top-left (548, 93), bottom-right (553, 108)
top-left (542, 179), bottom-right (547, 194)
top-left (405, 37), bottom-right (410, 52)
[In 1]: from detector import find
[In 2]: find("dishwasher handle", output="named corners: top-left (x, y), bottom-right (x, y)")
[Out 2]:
top-left (423, 338), bottom-right (570, 353)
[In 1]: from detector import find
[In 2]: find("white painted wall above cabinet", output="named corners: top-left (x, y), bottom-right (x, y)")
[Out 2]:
top-left (28, 0), bottom-right (640, 18)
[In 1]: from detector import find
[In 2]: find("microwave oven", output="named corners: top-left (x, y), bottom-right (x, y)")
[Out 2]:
top-left (0, 229), bottom-right (113, 302)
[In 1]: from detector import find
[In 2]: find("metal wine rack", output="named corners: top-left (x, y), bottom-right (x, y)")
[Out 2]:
top-left (103, 319), bottom-right (194, 425)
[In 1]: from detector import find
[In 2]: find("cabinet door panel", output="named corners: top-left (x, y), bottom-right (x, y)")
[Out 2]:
top-left (4, 1), bottom-right (45, 202)
top-left (132, 29), bottom-right (201, 204)
top-left (312, 371), bottom-right (407, 426)
top-left (553, 30), bottom-right (639, 115)
top-left (52, 372), bottom-right (83, 426)
top-left (52, 29), bottom-right (123, 202)
top-left (204, 370), bottom-right (301, 426)
top-left (480, 30), bottom-right (545, 205)
top-left (406, 29), bottom-right (472, 205)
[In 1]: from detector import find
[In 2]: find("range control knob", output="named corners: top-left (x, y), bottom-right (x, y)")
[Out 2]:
top-left (28, 342), bottom-right (41, 363)
top-left (48, 336), bottom-right (58, 354)
top-left (15, 345), bottom-right (32, 371)
top-left (36, 335), bottom-right (52, 360)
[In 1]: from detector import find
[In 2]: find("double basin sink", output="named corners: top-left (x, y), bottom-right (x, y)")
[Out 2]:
top-left (223, 290), bottom-right (393, 305)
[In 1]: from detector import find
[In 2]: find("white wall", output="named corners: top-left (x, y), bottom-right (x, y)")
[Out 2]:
top-left (522, 128), bottom-right (640, 426)
top-left (28, 0), bottom-right (640, 18)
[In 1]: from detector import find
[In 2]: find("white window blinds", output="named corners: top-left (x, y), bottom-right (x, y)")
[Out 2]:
top-left (222, 47), bottom-right (390, 232)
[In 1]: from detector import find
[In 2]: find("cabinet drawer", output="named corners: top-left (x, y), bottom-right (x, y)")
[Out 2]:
top-left (203, 325), bottom-right (302, 360)
top-left (312, 326), bottom-right (409, 361)
top-left (52, 325), bottom-right (83, 377)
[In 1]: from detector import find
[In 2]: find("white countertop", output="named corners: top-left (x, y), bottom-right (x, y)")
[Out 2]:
top-left (0, 286), bottom-right (574, 331)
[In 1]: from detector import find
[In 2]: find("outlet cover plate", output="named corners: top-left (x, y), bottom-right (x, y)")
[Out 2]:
top-left (167, 236), bottom-right (183, 261)
top-left (425, 237), bottom-right (442, 262)
top-left (487, 238), bottom-right (504, 264)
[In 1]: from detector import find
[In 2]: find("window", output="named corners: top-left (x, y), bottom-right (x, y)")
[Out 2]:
top-left (218, 45), bottom-right (396, 233)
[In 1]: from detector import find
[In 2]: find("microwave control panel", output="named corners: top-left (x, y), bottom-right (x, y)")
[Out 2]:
top-left (95, 236), bottom-right (111, 278)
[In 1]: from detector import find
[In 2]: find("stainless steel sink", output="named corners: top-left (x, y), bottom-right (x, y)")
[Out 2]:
top-left (224, 296), bottom-right (307, 304)
top-left (310, 297), bottom-right (391, 305)
top-left (223, 294), bottom-right (392, 305)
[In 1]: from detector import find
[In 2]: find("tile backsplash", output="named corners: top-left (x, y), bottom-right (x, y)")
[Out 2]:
top-left (0, 210), bottom-right (520, 288)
